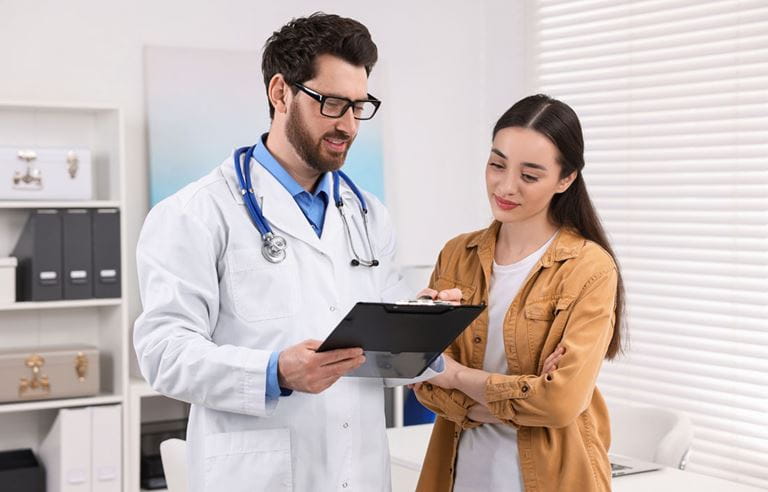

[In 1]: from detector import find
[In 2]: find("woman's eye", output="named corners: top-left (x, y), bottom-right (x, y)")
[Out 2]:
top-left (489, 162), bottom-right (504, 169)
top-left (522, 174), bottom-right (539, 182)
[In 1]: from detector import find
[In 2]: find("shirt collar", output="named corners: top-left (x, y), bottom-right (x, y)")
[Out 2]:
top-left (467, 221), bottom-right (585, 266)
top-left (253, 133), bottom-right (331, 200)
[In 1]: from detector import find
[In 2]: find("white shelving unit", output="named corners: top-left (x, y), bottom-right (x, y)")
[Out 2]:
top-left (0, 102), bottom-right (130, 489)
top-left (128, 377), bottom-right (187, 492)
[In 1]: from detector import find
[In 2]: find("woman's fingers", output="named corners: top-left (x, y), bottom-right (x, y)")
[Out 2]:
top-left (416, 288), bottom-right (438, 299)
top-left (542, 346), bottom-right (566, 375)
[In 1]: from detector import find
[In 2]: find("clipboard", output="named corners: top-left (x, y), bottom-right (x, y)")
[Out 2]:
top-left (317, 301), bottom-right (485, 378)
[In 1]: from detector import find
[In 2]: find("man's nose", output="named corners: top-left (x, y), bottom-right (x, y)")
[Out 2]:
top-left (335, 107), bottom-right (358, 135)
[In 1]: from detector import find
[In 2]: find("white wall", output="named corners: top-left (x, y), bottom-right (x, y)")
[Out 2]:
top-left (0, 1), bottom-right (527, 328)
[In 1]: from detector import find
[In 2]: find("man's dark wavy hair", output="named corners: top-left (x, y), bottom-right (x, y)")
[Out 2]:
top-left (262, 12), bottom-right (378, 119)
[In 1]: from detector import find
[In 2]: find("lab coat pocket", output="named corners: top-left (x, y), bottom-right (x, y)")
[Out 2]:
top-left (204, 428), bottom-right (293, 491)
top-left (227, 248), bottom-right (298, 322)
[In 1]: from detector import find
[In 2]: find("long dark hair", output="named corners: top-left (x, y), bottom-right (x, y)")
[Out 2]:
top-left (493, 94), bottom-right (625, 359)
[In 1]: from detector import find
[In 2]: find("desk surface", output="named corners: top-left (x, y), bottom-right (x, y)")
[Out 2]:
top-left (386, 424), bottom-right (763, 492)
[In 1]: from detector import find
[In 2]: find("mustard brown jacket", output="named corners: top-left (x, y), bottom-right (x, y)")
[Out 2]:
top-left (415, 222), bottom-right (618, 492)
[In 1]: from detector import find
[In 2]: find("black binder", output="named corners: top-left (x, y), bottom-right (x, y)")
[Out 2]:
top-left (92, 208), bottom-right (121, 298)
top-left (318, 301), bottom-right (485, 378)
top-left (11, 209), bottom-right (63, 301)
top-left (62, 209), bottom-right (93, 299)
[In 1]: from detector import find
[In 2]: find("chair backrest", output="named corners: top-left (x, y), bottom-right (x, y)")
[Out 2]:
top-left (160, 438), bottom-right (189, 492)
top-left (609, 400), bottom-right (694, 469)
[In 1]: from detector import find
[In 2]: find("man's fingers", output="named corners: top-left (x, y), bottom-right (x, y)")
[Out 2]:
top-left (318, 355), bottom-right (366, 382)
top-left (316, 347), bottom-right (364, 366)
top-left (303, 339), bottom-right (323, 350)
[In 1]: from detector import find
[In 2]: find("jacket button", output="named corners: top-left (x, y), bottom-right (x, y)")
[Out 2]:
top-left (473, 336), bottom-right (482, 344)
top-left (521, 384), bottom-right (529, 393)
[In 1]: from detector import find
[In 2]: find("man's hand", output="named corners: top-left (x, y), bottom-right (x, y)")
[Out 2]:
top-left (278, 340), bottom-right (365, 394)
top-left (467, 403), bottom-right (503, 424)
top-left (416, 287), bottom-right (463, 305)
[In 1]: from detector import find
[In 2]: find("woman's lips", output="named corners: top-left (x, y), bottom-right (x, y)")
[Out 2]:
top-left (494, 195), bottom-right (520, 210)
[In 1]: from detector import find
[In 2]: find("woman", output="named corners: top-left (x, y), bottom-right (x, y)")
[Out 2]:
top-left (414, 94), bottom-right (625, 492)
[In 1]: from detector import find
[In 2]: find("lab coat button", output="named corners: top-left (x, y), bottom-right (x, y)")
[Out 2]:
top-left (330, 305), bottom-right (336, 312)
top-left (343, 422), bottom-right (349, 429)
top-left (342, 481), bottom-right (349, 488)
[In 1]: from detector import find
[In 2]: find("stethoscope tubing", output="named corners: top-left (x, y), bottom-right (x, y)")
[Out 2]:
top-left (233, 144), bottom-right (377, 266)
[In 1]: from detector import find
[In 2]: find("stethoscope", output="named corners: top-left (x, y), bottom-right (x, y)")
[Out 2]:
top-left (233, 144), bottom-right (379, 267)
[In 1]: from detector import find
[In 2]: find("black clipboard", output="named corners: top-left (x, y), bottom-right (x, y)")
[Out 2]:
top-left (317, 301), bottom-right (485, 378)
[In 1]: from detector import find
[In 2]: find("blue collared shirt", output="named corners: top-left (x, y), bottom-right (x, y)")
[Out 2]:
top-left (254, 135), bottom-right (330, 400)
top-left (252, 135), bottom-right (330, 238)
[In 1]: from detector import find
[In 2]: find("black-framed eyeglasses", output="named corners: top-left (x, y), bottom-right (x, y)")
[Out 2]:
top-left (293, 83), bottom-right (381, 120)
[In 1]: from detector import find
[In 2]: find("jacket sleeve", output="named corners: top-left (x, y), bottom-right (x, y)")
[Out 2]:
top-left (413, 250), bottom-right (481, 429)
top-left (133, 198), bottom-right (277, 417)
top-left (484, 267), bottom-right (618, 428)
top-left (414, 346), bottom-right (481, 429)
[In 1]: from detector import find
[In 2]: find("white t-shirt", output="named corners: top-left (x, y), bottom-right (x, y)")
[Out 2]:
top-left (453, 234), bottom-right (555, 492)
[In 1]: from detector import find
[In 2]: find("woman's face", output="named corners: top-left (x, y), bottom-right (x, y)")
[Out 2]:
top-left (486, 126), bottom-right (576, 226)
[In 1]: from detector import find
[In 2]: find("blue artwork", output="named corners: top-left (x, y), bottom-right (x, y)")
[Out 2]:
top-left (144, 46), bottom-right (385, 207)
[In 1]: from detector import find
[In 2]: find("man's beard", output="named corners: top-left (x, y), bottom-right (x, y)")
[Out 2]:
top-left (286, 101), bottom-right (354, 173)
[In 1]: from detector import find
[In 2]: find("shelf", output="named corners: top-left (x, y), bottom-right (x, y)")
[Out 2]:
top-left (0, 298), bottom-right (122, 311)
top-left (0, 393), bottom-right (124, 414)
top-left (0, 200), bottom-right (121, 209)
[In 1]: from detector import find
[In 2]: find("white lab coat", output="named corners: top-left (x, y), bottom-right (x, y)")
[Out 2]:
top-left (134, 154), bottom-right (433, 492)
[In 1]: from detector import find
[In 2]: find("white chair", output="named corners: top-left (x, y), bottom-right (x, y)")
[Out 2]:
top-left (160, 438), bottom-right (189, 492)
top-left (609, 401), bottom-right (694, 469)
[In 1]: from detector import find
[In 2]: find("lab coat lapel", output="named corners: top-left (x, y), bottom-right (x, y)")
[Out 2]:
top-left (251, 163), bottom-right (326, 253)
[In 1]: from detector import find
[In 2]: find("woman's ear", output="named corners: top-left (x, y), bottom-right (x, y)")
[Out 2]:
top-left (556, 171), bottom-right (578, 194)
top-left (268, 74), bottom-right (290, 115)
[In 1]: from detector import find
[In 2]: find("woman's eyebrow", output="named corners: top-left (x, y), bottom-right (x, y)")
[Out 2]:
top-left (491, 148), bottom-right (507, 159)
top-left (522, 162), bottom-right (548, 171)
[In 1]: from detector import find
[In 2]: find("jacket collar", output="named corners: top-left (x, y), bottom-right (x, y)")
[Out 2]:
top-left (469, 221), bottom-right (585, 268)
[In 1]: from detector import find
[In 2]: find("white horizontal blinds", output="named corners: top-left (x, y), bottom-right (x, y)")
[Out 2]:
top-left (533, 0), bottom-right (768, 488)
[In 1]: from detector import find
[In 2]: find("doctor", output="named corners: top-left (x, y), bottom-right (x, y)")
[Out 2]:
top-left (134, 13), bottom-right (441, 492)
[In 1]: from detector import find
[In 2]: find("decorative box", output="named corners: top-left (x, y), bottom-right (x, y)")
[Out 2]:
top-left (0, 147), bottom-right (93, 200)
top-left (0, 345), bottom-right (100, 403)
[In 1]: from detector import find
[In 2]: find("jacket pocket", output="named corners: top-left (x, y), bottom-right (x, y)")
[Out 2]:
top-left (226, 248), bottom-right (298, 322)
top-left (204, 428), bottom-right (292, 491)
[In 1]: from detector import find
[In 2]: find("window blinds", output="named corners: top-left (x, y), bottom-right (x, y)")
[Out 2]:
top-left (532, 0), bottom-right (768, 488)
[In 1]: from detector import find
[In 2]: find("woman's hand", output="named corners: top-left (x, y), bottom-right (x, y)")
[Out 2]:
top-left (541, 345), bottom-right (565, 376)
top-left (416, 287), bottom-right (463, 305)
top-left (467, 403), bottom-right (503, 424)
top-left (428, 354), bottom-right (461, 389)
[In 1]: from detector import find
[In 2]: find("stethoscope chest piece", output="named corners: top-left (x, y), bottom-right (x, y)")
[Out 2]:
top-left (262, 232), bottom-right (287, 264)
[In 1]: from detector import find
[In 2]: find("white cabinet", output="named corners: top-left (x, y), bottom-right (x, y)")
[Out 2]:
top-left (0, 102), bottom-right (129, 489)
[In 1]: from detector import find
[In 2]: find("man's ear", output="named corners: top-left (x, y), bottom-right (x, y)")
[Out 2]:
top-left (556, 171), bottom-right (577, 193)
top-left (268, 74), bottom-right (291, 115)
